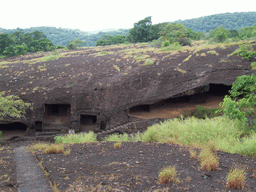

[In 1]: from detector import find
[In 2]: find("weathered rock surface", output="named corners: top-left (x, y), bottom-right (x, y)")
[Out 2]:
top-left (0, 42), bottom-right (255, 134)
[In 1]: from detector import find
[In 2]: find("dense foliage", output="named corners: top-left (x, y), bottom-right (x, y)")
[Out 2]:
top-left (176, 12), bottom-right (256, 33)
top-left (219, 74), bottom-right (256, 133)
top-left (0, 91), bottom-right (31, 120)
top-left (0, 27), bottom-right (130, 47)
top-left (0, 30), bottom-right (55, 56)
top-left (96, 35), bottom-right (126, 46)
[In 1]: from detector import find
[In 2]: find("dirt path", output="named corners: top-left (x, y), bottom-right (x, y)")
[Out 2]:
top-left (14, 146), bottom-right (52, 192)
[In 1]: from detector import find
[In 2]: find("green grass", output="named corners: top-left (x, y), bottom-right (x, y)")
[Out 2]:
top-left (161, 42), bottom-right (182, 51)
top-left (103, 132), bottom-right (142, 142)
top-left (40, 52), bottom-right (63, 62)
top-left (141, 116), bottom-right (256, 157)
top-left (54, 131), bottom-right (97, 144)
top-left (53, 116), bottom-right (256, 157)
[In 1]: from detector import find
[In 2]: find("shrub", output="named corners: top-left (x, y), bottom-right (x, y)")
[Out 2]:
top-left (161, 42), bottom-right (182, 51)
top-left (54, 131), bottom-right (97, 144)
top-left (66, 41), bottom-right (77, 50)
top-left (158, 166), bottom-right (180, 184)
top-left (231, 43), bottom-right (256, 60)
top-left (226, 166), bottom-right (246, 190)
top-left (179, 37), bottom-right (191, 46)
top-left (56, 45), bottom-right (65, 49)
top-left (219, 74), bottom-right (256, 126)
top-left (161, 40), bottom-right (170, 47)
top-left (150, 36), bottom-right (168, 48)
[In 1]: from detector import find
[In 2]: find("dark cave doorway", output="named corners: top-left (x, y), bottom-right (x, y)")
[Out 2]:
top-left (0, 122), bottom-right (27, 141)
top-left (44, 104), bottom-right (71, 126)
top-left (129, 84), bottom-right (231, 119)
top-left (80, 115), bottom-right (97, 132)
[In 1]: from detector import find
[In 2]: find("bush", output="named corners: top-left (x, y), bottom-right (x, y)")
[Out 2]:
top-left (66, 41), bottom-right (77, 50)
top-left (219, 74), bottom-right (256, 125)
top-left (56, 45), bottom-right (65, 49)
top-left (161, 40), bottom-right (170, 47)
top-left (150, 36), bottom-right (168, 48)
top-left (231, 44), bottom-right (256, 60)
top-left (179, 37), bottom-right (191, 46)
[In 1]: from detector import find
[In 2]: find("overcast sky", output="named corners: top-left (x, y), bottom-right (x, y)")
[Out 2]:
top-left (1, 0), bottom-right (256, 32)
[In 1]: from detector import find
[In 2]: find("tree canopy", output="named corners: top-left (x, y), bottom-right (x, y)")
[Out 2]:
top-left (0, 92), bottom-right (31, 120)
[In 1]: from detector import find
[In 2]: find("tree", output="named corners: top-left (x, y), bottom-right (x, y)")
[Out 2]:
top-left (0, 91), bottom-right (31, 120)
top-left (129, 16), bottom-right (153, 43)
top-left (74, 38), bottom-right (85, 47)
top-left (15, 43), bottom-right (28, 55)
top-left (209, 26), bottom-right (230, 42)
top-left (159, 23), bottom-right (191, 45)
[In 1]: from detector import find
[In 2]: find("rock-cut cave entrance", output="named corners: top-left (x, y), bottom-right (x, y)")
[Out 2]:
top-left (80, 115), bottom-right (97, 132)
top-left (129, 84), bottom-right (231, 119)
top-left (0, 122), bottom-right (27, 141)
top-left (44, 104), bottom-right (71, 126)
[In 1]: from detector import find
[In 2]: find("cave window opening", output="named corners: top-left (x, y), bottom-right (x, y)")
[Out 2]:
top-left (80, 115), bottom-right (97, 132)
top-left (44, 104), bottom-right (71, 124)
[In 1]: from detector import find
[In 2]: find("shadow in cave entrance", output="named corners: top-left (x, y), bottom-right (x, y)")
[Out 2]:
top-left (0, 122), bottom-right (27, 141)
top-left (129, 84), bottom-right (231, 119)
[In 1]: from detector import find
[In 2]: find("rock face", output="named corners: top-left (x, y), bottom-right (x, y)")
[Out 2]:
top-left (0, 42), bottom-right (255, 135)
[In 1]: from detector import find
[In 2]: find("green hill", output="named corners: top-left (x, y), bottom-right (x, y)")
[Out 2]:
top-left (0, 26), bottom-right (129, 47)
top-left (175, 12), bottom-right (256, 33)
top-left (1, 12), bottom-right (256, 46)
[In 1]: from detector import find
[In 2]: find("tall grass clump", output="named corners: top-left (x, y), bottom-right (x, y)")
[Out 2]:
top-left (158, 166), bottom-right (180, 184)
top-left (54, 131), bottom-right (97, 144)
top-left (103, 132), bottom-right (142, 142)
top-left (226, 166), bottom-right (246, 190)
top-left (142, 116), bottom-right (243, 151)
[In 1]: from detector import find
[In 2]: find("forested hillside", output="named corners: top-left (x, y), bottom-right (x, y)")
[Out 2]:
top-left (0, 12), bottom-right (256, 47)
top-left (0, 27), bottom-right (129, 47)
top-left (175, 12), bottom-right (256, 33)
